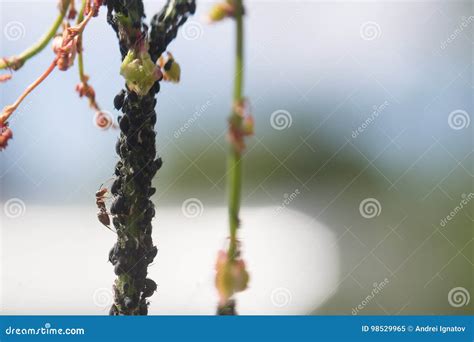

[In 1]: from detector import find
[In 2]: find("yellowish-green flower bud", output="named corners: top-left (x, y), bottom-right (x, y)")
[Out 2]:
top-left (120, 49), bottom-right (162, 96)
top-left (207, 2), bottom-right (234, 23)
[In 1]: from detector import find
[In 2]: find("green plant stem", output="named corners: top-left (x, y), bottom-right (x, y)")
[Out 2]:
top-left (227, 0), bottom-right (244, 262)
top-left (0, 0), bottom-right (70, 70)
top-left (227, 150), bottom-right (242, 260)
top-left (233, 3), bottom-right (244, 101)
top-left (77, 0), bottom-right (86, 81)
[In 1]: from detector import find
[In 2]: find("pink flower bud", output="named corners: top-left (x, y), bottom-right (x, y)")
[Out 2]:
top-left (52, 35), bottom-right (63, 55)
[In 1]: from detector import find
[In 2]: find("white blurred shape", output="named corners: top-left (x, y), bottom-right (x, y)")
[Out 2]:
top-left (1, 206), bottom-right (339, 315)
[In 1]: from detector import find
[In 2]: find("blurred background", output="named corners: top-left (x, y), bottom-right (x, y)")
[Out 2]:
top-left (0, 0), bottom-right (472, 315)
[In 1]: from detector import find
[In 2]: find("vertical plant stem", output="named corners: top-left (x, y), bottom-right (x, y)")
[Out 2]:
top-left (228, 0), bottom-right (244, 264)
top-left (107, 0), bottom-right (161, 316)
top-left (76, 0), bottom-right (86, 82)
top-left (106, 0), bottom-right (195, 316)
top-left (234, 2), bottom-right (244, 101)
top-left (217, 0), bottom-right (246, 316)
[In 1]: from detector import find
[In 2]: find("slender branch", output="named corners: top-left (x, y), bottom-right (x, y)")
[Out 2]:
top-left (77, 0), bottom-right (87, 82)
top-left (0, 0), bottom-right (71, 70)
top-left (215, 0), bottom-right (249, 316)
top-left (0, 60), bottom-right (57, 124)
top-left (233, 3), bottom-right (244, 102)
top-left (0, 8), bottom-right (95, 126)
top-left (75, 0), bottom-right (103, 114)
top-left (228, 2), bottom-right (244, 260)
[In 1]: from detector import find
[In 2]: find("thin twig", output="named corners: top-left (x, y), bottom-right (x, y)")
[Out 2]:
top-left (0, 9), bottom-right (95, 125)
top-left (0, 60), bottom-right (57, 124)
top-left (228, 0), bottom-right (244, 264)
top-left (76, 0), bottom-right (102, 113)
top-left (215, 0), bottom-right (249, 316)
top-left (77, 0), bottom-right (87, 82)
top-left (0, 0), bottom-right (71, 70)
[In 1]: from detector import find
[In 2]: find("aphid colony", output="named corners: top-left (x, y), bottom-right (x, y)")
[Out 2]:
top-left (92, 84), bottom-right (164, 315)
top-left (94, 90), bottom-right (163, 232)
top-left (108, 240), bottom-right (158, 314)
top-left (104, 0), bottom-right (195, 315)
top-left (107, 73), bottom-right (164, 315)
